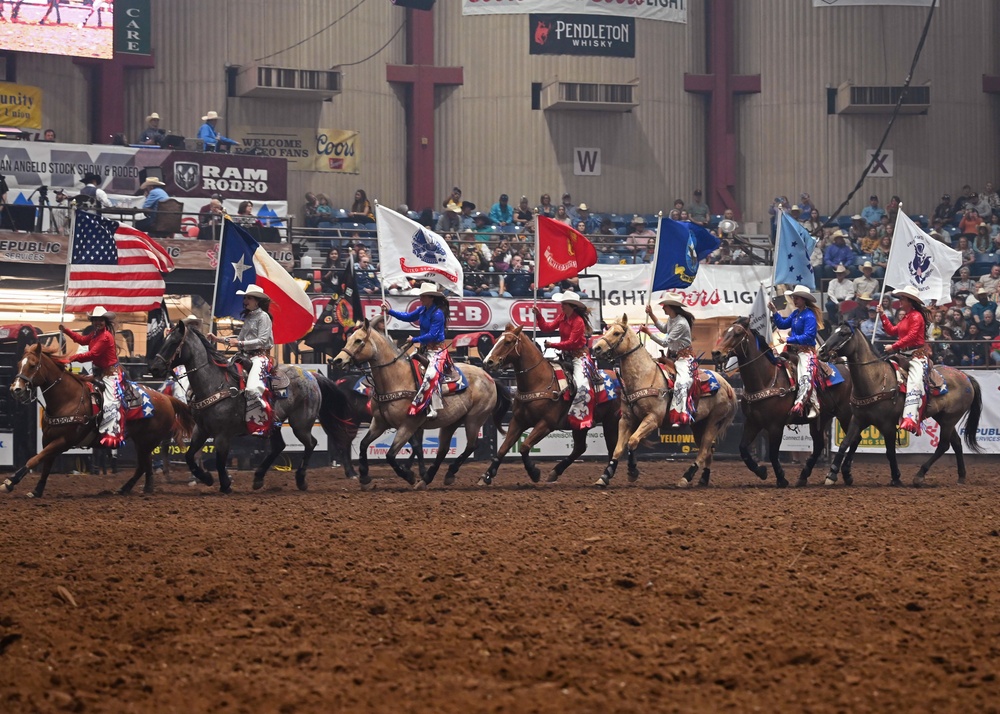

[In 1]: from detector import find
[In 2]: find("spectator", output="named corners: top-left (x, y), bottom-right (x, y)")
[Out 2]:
top-left (197, 110), bottom-right (237, 152)
top-left (861, 195), bottom-right (885, 226)
top-left (876, 214), bottom-right (891, 239)
top-left (871, 235), bottom-right (892, 278)
top-left (348, 189), bottom-right (374, 223)
top-left (980, 264), bottom-right (1000, 297)
top-left (355, 253), bottom-right (380, 296)
top-left (560, 193), bottom-right (579, 223)
top-left (951, 266), bottom-right (975, 303)
top-left (798, 192), bottom-right (816, 217)
top-left (768, 196), bottom-right (789, 239)
top-left (472, 211), bottom-right (494, 236)
top-left (859, 303), bottom-right (878, 340)
top-left (802, 208), bottom-right (823, 236)
top-left (980, 309), bottom-right (1000, 339)
top-left (823, 231), bottom-right (854, 281)
top-left (578, 203), bottom-right (601, 234)
top-left (235, 200), bottom-right (260, 227)
top-left (937, 327), bottom-right (961, 367)
top-left (974, 224), bottom-right (992, 254)
top-left (79, 172), bottom-right (112, 209)
top-left (321, 248), bottom-right (343, 293)
top-left (625, 216), bottom-right (655, 257)
top-left (502, 254), bottom-right (533, 298)
top-left (140, 112), bottom-right (165, 146)
top-left (135, 177), bottom-right (169, 232)
top-left (984, 182), bottom-right (1000, 216)
top-left (849, 293), bottom-right (873, 324)
top-left (849, 214), bottom-right (868, 245)
top-left (886, 196), bottom-right (901, 223)
top-left (991, 332), bottom-right (1000, 365)
top-left (442, 186), bottom-right (462, 213)
top-left (489, 193), bottom-right (514, 227)
top-left (679, 209), bottom-right (691, 222)
top-left (553, 205), bottom-right (573, 226)
top-left (198, 197), bottom-right (224, 241)
top-left (536, 193), bottom-right (555, 218)
top-left (825, 264), bottom-right (854, 325)
top-left (39, 128), bottom-right (56, 142)
top-left (953, 185), bottom-right (974, 215)
top-left (854, 261), bottom-right (879, 298)
top-left (959, 208), bottom-right (983, 237)
top-left (956, 236), bottom-right (975, 267)
top-left (933, 193), bottom-right (953, 222)
top-left (668, 208), bottom-right (682, 221)
top-left (688, 189), bottom-right (710, 226)
top-left (970, 288), bottom-right (997, 324)
top-left (302, 192), bottom-right (320, 228)
top-left (673, 198), bottom-right (685, 212)
top-left (315, 194), bottom-right (334, 223)
top-left (788, 205), bottom-right (804, 224)
top-left (971, 192), bottom-right (992, 221)
top-left (436, 206), bottom-right (461, 234)
top-left (639, 237), bottom-right (656, 264)
top-left (961, 323), bottom-right (986, 367)
top-left (859, 226), bottom-right (880, 256)
top-left (51, 189), bottom-right (71, 234)
top-left (459, 200), bottom-right (477, 230)
top-left (513, 196), bottom-right (533, 228)
top-left (417, 208), bottom-right (435, 229)
top-left (990, 214), bottom-right (1000, 240)
top-left (462, 252), bottom-right (498, 297)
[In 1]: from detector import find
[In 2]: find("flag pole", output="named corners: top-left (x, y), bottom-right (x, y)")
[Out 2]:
top-left (770, 208), bottom-right (782, 298)
top-left (532, 213), bottom-right (539, 342)
top-left (59, 209), bottom-right (77, 323)
top-left (871, 202), bottom-right (904, 346)
top-left (210, 217), bottom-right (227, 337)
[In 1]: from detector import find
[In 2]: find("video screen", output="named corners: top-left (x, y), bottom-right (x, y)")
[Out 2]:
top-left (0, 1), bottom-right (113, 60)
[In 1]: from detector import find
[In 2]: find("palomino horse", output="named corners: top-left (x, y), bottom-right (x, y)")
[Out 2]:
top-left (330, 316), bottom-right (510, 489)
top-left (479, 323), bottom-right (635, 485)
top-left (150, 321), bottom-right (326, 494)
top-left (592, 315), bottom-right (738, 488)
top-left (6, 343), bottom-right (194, 498)
top-left (818, 322), bottom-right (983, 486)
top-left (715, 317), bottom-right (856, 487)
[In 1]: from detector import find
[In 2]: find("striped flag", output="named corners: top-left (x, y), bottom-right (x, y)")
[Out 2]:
top-left (66, 211), bottom-right (174, 313)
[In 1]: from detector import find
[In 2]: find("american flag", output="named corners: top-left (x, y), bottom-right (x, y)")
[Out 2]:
top-left (65, 211), bottom-right (174, 313)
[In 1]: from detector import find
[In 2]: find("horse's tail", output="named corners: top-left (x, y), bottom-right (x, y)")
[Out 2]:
top-left (492, 380), bottom-right (513, 436)
top-left (963, 375), bottom-right (984, 453)
top-left (315, 372), bottom-right (360, 447)
top-left (168, 395), bottom-right (195, 443)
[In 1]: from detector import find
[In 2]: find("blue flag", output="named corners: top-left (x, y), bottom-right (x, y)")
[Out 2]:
top-left (774, 212), bottom-right (817, 289)
top-left (650, 219), bottom-right (721, 292)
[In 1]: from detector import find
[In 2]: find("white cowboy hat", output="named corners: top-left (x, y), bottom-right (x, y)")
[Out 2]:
top-left (892, 285), bottom-right (924, 305)
top-left (146, 112), bottom-right (160, 122)
top-left (140, 177), bottom-right (166, 189)
top-left (554, 291), bottom-right (586, 308)
top-left (632, 215), bottom-right (646, 225)
top-left (578, 203), bottom-right (588, 211)
top-left (417, 282), bottom-right (444, 297)
top-left (181, 314), bottom-right (203, 324)
top-left (201, 110), bottom-right (220, 122)
top-left (856, 292), bottom-right (873, 302)
top-left (88, 306), bottom-right (115, 321)
top-left (831, 229), bottom-right (848, 238)
top-left (833, 264), bottom-right (849, 274)
top-left (861, 260), bottom-right (874, 270)
top-left (787, 285), bottom-right (817, 303)
top-left (236, 284), bottom-right (270, 300)
top-left (658, 294), bottom-right (685, 308)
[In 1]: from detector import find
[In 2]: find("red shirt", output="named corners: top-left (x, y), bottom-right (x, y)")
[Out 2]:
top-left (64, 327), bottom-right (119, 370)
top-left (536, 310), bottom-right (587, 351)
top-left (880, 310), bottom-right (926, 352)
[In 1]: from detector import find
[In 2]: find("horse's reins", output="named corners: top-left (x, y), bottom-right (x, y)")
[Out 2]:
top-left (14, 354), bottom-right (92, 424)
top-left (601, 329), bottom-right (670, 408)
top-left (343, 327), bottom-right (420, 407)
top-left (503, 333), bottom-right (559, 402)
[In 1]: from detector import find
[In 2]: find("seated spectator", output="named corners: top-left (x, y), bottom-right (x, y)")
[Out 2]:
top-left (859, 226), bottom-right (880, 256)
top-left (578, 203), bottom-right (601, 234)
top-left (849, 215), bottom-right (867, 244)
top-left (197, 111), bottom-right (237, 152)
top-left (436, 206), bottom-right (461, 233)
top-left (952, 266), bottom-right (976, 303)
top-left (40, 128), bottom-right (56, 142)
top-left (513, 196), bottom-right (533, 228)
top-left (553, 205), bottom-right (573, 226)
top-left (668, 208), bottom-right (682, 221)
top-left (639, 236), bottom-right (656, 264)
top-left (321, 248), bottom-right (343, 293)
top-left (862, 195), bottom-right (885, 226)
top-left (802, 208), bottom-right (823, 236)
top-left (974, 224), bottom-right (992, 253)
top-left (560, 193), bottom-right (579, 223)
top-left (871, 235), bottom-right (892, 278)
top-left (886, 195), bottom-right (901, 224)
top-left (198, 197), bottom-right (224, 240)
top-left (959, 208), bottom-right (984, 237)
top-left (825, 264), bottom-right (854, 325)
top-left (956, 236), bottom-right (975, 266)
top-left (355, 252), bottom-right (380, 297)
top-left (798, 193), bottom-right (816, 217)
top-left (462, 252), bottom-right (497, 297)
top-left (472, 212), bottom-right (495, 236)
top-left (971, 192), bottom-right (993, 221)
top-left (348, 189), bottom-right (374, 223)
top-left (985, 182), bottom-right (1000, 216)
top-left (961, 323), bottom-right (986, 367)
top-left (315, 194), bottom-right (334, 223)
top-left (135, 177), bottom-right (169, 232)
top-left (849, 293), bottom-right (873, 324)
top-left (970, 288), bottom-right (997, 324)
top-left (625, 216), bottom-right (655, 257)
top-left (489, 194), bottom-right (514, 227)
top-left (823, 231), bottom-right (854, 280)
top-left (442, 186), bottom-right (462, 213)
top-left (954, 185), bottom-right (974, 214)
top-left (140, 112), bottom-right (165, 146)
top-left (679, 210), bottom-right (691, 222)
top-left (688, 189), bottom-right (710, 225)
top-left (417, 208), bottom-right (436, 228)
top-left (933, 193), bottom-right (953, 223)
top-left (302, 192), bottom-right (320, 228)
top-left (788, 204), bottom-right (803, 224)
top-left (707, 239), bottom-right (733, 265)
top-left (875, 214), bottom-right (891, 239)
top-left (937, 327), bottom-right (961, 367)
top-left (536, 193), bottom-right (555, 218)
top-left (502, 254), bottom-right (533, 297)
top-left (980, 309), bottom-right (1000, 339)
top-left (234, 200), bottom-right (260, 227)
top-left (853, 261), bottom-right (878, 298)
top-left (859, 303), bottom-right (878, 340)
top-left (980, 264), bottom-right (1000, 297)
top-left (928, 308), bottom-right (946, 340)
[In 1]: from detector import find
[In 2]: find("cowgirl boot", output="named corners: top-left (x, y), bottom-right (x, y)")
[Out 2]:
top-left (245, 398), bottom-right (271, 436)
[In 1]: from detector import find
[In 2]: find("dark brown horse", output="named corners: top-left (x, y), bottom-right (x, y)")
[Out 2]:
top-left (479, 323), bottom-right (634, 485)
top-left (6, 343), bottom-right (194, 498)
top-left (715, 317), bottom-right (856, 487)
top-left (818, 322), bottom-right (983, 486)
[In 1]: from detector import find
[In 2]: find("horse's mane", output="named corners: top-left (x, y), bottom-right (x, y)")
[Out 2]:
top-left (186, 326), bottom-right (230, 363)
top-left (363, 314), bottom-right (402, 356)
top-left (39, 343), bottom-right (71, 367)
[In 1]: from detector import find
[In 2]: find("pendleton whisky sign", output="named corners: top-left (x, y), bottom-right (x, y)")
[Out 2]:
top-left (529, 14), bottom-right (635, 58)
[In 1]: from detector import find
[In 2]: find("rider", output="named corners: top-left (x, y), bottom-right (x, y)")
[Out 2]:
top-left (60, 306), bottom-right (125, 447)
top-left (532, 291), bottom-right (594, 429)
top-left (383, 283), bottom-right (450, 419)
top-left (641, 294), bottom-right (696, 426)
top-left (877, 284), bottom-right (931, 434)
top-left (208, 284), bottom-right (274, 436)
top-left (768, 285), bottom-right (823, 419)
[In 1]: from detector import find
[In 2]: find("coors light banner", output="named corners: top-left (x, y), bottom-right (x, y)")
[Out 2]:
top-left (530, 14), bottom-right (635, 57)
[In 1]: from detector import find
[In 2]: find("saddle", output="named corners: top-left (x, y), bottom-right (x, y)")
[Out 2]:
top-left (888, 355), bottom-right (947, 396)
top-left (549, 362), bottom-right (619, 405)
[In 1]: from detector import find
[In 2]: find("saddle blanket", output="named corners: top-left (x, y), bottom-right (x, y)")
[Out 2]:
top-left (782, 362), bottom-right (845, 389)
top-left (89, 380), bottom-right (154, 421)
top-left (889, 361), bottom-right (948, 397)
top-left (350, 366), bottom-right (470, 398)
top-left (657, 364), bottom-right (721, 396)
top-left (552, 367), bottom-right (620, 404)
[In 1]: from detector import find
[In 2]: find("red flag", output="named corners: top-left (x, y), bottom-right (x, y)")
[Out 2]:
top-left (536, 215), bottom-right (598, 287)
top-left (66, 212), bottom-right (174, 313)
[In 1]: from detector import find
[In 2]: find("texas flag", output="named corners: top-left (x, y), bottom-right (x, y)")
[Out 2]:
top-left (214, 219), bottom-right (315, 344)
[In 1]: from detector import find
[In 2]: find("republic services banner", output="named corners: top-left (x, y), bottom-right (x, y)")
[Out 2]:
top-left (463, 0), bottom-right (686, 24)
top-left (230, 126), bottom-right (360, 173)
top-left (0, 84), bottom-right (42, 130)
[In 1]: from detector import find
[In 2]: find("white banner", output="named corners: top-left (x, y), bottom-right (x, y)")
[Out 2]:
top-left (814, 0), bottom-right (934, 5)
top-left (462, 0), bottom-right (686, 24)
top-left (834, 370), bottom-right (1000, 454)
top-left (594, 264), bottom-right (772, 322)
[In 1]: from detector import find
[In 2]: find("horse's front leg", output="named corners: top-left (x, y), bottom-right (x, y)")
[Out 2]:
top-left (186, 426), bottom-right (213, 486)
top-left (445, 420), bottom-right (484, 486)
top-left (479, 412), bottom-right (525, 486)
top-left (386, 424), bottom-right (418, 487)
top-left (357, 415), bottom-right (389, 490)
top-left (3, 432), bottom-right (74, 496)
top-left (797, 417), bottom-right (829, 487)
top-left (214, 436), bottom-right (233, 494)
top-left (118, 447), bottom-right (153, 496)
top-left (596, 414), bottom-right (634, 488)
top-left (766, 427), bottom-right (787, 489)
top-left (884, 424), bottom-right (902, 486)
top-left (825, 418), bottom-right (863, 486)
top-left (518, 420), bottom-right (555, 484)
top-left (409, 428), bottom-right (427, 480)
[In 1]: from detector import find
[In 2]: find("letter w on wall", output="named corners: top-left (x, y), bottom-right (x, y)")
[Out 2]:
top-left (574, 147), bottom-right (601, 176)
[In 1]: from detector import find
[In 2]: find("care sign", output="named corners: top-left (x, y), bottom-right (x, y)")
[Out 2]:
top-left (230, 126), bottom-right (360, 174)
top-left (530, 14), bottom-right (635, 57)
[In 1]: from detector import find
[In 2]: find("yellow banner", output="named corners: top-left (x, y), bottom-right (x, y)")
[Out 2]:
top-left (231, 126), bottom-right (360, 174)
top-left (835, 422), bottom-right (910, 448)
top-left (0, 83), bottom-right (42, 130)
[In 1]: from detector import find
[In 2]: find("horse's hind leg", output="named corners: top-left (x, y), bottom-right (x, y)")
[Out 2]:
top-left (739, 419), bottom-right (768, 481)
top-left (825, 419), bottom-right (863, 486)
top-left (408, 428), bottom-right (427, 480)
top-left (291, 421), bottom-right (317, 492)
top-left (479, 412), bottom-right (525, 486)
top-left (423, 423), bottom-right (457, 486)
top-left (912, 424), bottom-right (958, 487)
top-left (186, 427), bottom-right (213, 486)
top-left (253, 429), bottom-right (285, 490)
top-left (797, 418), bottom-right (828, 487)
top-left (548, 428), bottom-right (588, 484)
top-left (445, 418), bottom-right (486, 486)
top-left (951, 429), bottom-right (967, 485)
top-left (118, 450), bottom-right (152, 496)
top-left (214, 437), bottom-right (233, 494)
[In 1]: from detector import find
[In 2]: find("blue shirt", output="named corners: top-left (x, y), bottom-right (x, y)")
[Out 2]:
top-left (389, 305), bottom-right (446, 344)
top-left (824, 242), bottom-right (854, 269)
top-left (143, 187), bottom-right (169, 210)
top-left (197, 122), bottom-right (237, 150)
top-left (489, 202), bottom-right (513, 224)
top-left (861, 205), bottom-right (885, 226)
top-left (772, 308), bottom-right (817, 346)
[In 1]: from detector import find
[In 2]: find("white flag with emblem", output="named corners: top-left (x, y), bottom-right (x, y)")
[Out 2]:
top-left (375, 205), bottom-right (463, 295)
top-left (884, 210), bottom-right (962, 305)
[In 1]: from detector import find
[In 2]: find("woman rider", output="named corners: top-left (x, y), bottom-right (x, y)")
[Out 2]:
top-left (640, 294), bottom-right (696, 426)
top-left (532, 291), bottom-right (594, 430)
top-left (208, 284), bottom-right (274, 436)
top-left (383, 283), bottom-right (449, 419)
top-left (877, 285), bottom-right (931, 434)
top-left (768, 285), bottom-right (823, 419)
top-left (60, 306), bottom-right (125, 447)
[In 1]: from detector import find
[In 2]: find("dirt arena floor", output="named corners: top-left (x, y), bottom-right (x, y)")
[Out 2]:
top-left (2, 456), bottom-right (999, 713)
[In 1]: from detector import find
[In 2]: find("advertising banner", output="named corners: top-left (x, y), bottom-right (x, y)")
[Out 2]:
top-left (115, 0), bottom-right (152, 55)
top-left (376, 294), bottom-right (602, 334)
top-left (231, 126), bottom-right (360, 174)
top-left (0, 83), bottom-right (42, 130)
top-left (529, 14), bottom-right (635, 57)
top-left (814, 0), bottom-right (934, 6)
top-left (0, 140), bottom-right (288, 201)
top-left (464, 0), bottom-right (686, 24)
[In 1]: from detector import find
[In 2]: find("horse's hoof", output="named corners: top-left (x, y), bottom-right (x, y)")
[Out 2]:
top-left (795, 477), bottom-right (809, 488)
top-left (143, 487), bottom-right (154, 495)
top-left (413, 480), bottom-right (427, 491)
top-left (776, 479), bottom-right (788, 489)
top-left (2, 479), bottom-right (12, 493)
top-left (527, 470), bottom-right (541, 484)
top-left (295, 475), bottom-right (308, 492)
top-left (697, 478), bottom-right (710, 488)
top-left (911, 477), bottom-right (924, 488)
top-left (360, 479), bottom-right (375, 491)
top-left (252, 479), bottom-right (264, 491)
top-left (755, 467), bottom-right (768, 481)
top-left (545, 470), bottom-right (559, 483)
top-left (627, 472), bottom-right (639, 483)
top-left (957, 476), bottom-right (967, 485)
top-left (444, 473), bottom-right (456, 486)
top-left (889, 479), bottom-right (902, 488)
top-left (594, 476), bottom-right (609, 488)
top-left (824, 477), bottom-right (837, 487)
top-left (26, 492), bottom-right (36, 499)
top-left (477, 475), bottom-right (492, 487)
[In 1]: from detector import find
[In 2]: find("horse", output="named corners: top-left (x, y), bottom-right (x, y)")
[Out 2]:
top-left (818, 322), bottom-right (983, 486)
top-left (591, 314), bottom-right (738, 488)
top-left (79, 0), bottom-right (110, 28)
top-left (5, 343), bottom-right (195, 498)
top-left (8, 0), bottom-right (61, 24)
top-left (714, 317), bottom-right (856, 488)
top-left (330, 315), bottom-right (510, 490)
top-left (478, 323), bottom-right (635, 485)
top-left (323, 372), bottom-right (427, 481)
top-left (149, 320), bottom-right (326, 494)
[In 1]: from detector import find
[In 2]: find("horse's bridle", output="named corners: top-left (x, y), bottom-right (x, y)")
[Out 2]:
top-left (721, 323), bottom-right (776, 371)
top-left (341, 326), bottom-right (411, 370)
top-left (497, 332), bottom-right (544, 375)
top-left (599, 326), bottom-right (645, 363)
top-left (11, 354), bottom-right (63, 403)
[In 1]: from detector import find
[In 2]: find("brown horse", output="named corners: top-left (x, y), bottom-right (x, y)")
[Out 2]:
top-left (330, 316), bottom-right (510, 489)
top-left (478, 323), bottom-right (635, 485)
top-left (6, 343), bottom-right (194, 498)
top-left (715, 317), bottom-right (856, 487)
top-left (818, 322), bottom-right (983, 486)
top-left (591, 315), bottom-right (738, 488)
